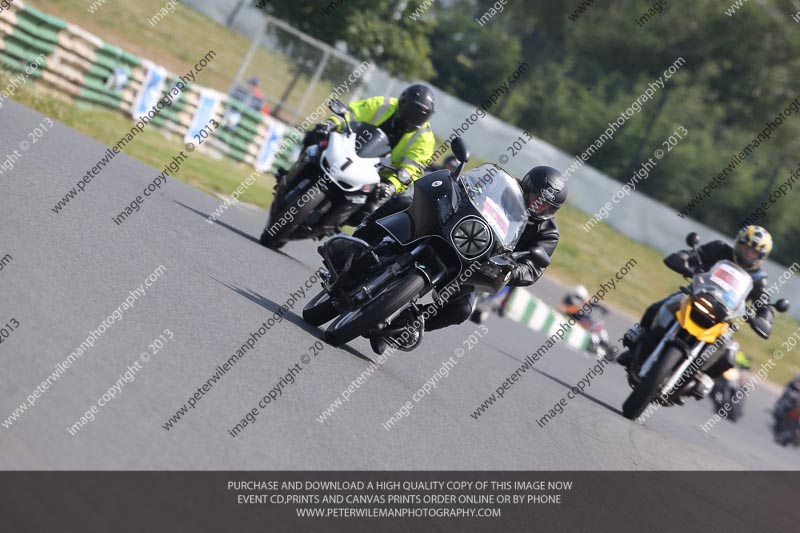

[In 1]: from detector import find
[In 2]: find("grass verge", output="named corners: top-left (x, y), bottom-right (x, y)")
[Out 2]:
top-left (28, 0), bottom-right (341, 120)
top-left (4, 70), bottom-right (277, 209)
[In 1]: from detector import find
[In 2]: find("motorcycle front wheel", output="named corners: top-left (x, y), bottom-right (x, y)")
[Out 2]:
top-left (303, 291), bottom-right (338, 326)
top-left (622, 346), bottom-right (683, 420)
top-left (260, 183), bottom-right (326, 249)
top-left (324, 272), bottom-right (426, 346)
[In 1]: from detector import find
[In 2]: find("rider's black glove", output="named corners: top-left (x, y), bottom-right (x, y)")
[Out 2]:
top-left (664, 251), bottom-right (694, 277)
top-left (749, 314), bottom-right (773, 339)
top-left (303, 121), bottom-right (334, 147)
top-left (374, 181), bottom-right (396, 203)
top-left (315, 122), bottom-right (334, 135)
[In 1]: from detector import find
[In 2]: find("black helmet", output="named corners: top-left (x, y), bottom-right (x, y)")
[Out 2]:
top-left (520, 166), bottom-right (567, 222)
top-left (397, 84), bottom-right (435, 130)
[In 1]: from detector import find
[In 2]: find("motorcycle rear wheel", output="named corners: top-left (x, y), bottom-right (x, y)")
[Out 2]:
top-left (324, 272), bottom-right (426, 346)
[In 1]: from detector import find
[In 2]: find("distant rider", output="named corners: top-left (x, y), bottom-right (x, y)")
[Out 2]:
top-left (774, 374), bottom-right (800, 422)
top-left (560, 285), bottom-right (611, 356)
top-left (561, 285), bottom-right (608, 322)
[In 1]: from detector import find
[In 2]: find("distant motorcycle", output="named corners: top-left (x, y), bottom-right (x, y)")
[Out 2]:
top-left (711, 368), bottom-right (745, 422)
top-left (260, 99), bottom-right (392, 249)
top-left (709, 346), bottom-right (751, 422)
top-left (772, 386), bottom-right (800, 446)
top-left (773, 407), bottom-right (800, 447)
top-left (583, 314), bottom-right (614, 362)
top-left (559, 295), bottom-right (614, 362)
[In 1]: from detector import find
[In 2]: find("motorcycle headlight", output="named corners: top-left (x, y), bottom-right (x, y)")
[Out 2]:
top-left (690, 294), bottom-right (722, 329)
top-left (451, 217), bottom-right (492, 258)
top-left (693, 296), bottom-right (716, 316)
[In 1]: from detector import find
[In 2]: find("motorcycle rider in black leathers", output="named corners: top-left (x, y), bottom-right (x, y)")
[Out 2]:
top-left (774, 374), bottom-right (800, 423)
top-left (355, 165), bottom-right (568, 355)
top-left (618, 225), bottom-right (776, 381)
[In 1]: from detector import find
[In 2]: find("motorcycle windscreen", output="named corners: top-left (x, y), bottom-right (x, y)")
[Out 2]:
top-left (460, 164), bottom-right (527, 249)
top-left (351, 123), bottom-right (391, 158)
top-left (693, 260), bottom-right (753, 315)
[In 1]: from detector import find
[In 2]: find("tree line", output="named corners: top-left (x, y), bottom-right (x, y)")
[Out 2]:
top-left (262, 0), bottom-right (800, 264)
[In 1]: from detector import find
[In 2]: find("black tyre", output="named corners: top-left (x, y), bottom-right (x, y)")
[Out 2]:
top-left (260, 185), bottom-right (325, 249)
top-left (776, 427), bottom-right (792, 446)
top-left (303, 291), bottom-right (338, 326)
top-left (469, 309), bottom-right (487, 325)
top-left (712, 394), bottom-right (723, 412)
top-left (727, 387), bottom-right (742, 421)
top-left (728, 402), bottom-right (742, 422)
top-left (324, 272), bottom-right (426, 346)
top-left (622, 346), bottom-right (683, 420)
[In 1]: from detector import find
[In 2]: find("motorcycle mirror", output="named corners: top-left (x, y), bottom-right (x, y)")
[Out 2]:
top-left (775, 299), bottom-right (790, 313)
top-left (685, 232), bottom-right (700, 248)
top-left (328, 98), bottom-right (348, 117)
top-left (451, 137), bottom-right (470, 164)
top-left (449, 138), bottom-right (470, 179)
top-left (529, 247), bottom-right (551, 269)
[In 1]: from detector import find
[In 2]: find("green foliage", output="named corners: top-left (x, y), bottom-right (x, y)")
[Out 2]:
top-left (428, 2), bottom-right (522, 104)
top-left (429, 0), bottom-right (800, 265)
top-left (263, 0), bottom-right (436, 78)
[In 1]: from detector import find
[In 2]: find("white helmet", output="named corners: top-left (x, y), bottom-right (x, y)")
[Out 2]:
top-left (575, 285), bottom-right (589, 300)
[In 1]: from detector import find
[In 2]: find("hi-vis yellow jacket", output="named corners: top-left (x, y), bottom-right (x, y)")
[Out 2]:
top-left (329, 96), bottom-right (435, 193)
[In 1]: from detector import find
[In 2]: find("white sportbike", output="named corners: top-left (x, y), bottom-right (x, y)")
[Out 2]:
top-left (260, 99), bottom-right (392, 249)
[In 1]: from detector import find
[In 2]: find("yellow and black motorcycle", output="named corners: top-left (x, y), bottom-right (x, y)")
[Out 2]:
top-left (622, 233), bottom-right (789, 420)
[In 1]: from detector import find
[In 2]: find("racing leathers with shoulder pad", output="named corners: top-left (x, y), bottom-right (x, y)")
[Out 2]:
top-left (508, 218), bottom-right (559, 287)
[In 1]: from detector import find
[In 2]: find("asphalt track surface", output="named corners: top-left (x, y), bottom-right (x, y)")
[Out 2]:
top-left (1, 100), bottom-right (798, 470)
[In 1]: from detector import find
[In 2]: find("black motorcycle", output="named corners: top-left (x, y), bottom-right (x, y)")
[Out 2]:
top-left (772, 388), bottom-right (800, 446)
top-left (260, 99), bottom-right (392, 249)
top-left (302, 138), bottom-right (549, 349)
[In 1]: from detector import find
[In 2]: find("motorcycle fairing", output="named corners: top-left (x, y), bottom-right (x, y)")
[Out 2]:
top-left (376, 211), bottom-right (415, 244)
top-left (675, 295), bottom-right (730, 343)
top-left (378, 170), bottom-right (456, 238)
top-left (320, 124), bottom-right (390, 193)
